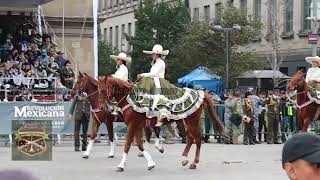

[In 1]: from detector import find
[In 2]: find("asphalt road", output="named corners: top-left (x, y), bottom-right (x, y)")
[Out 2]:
top-left (0, 142), bottom-right (288, 180)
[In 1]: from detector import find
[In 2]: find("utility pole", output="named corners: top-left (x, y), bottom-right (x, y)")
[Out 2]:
top-left (312, 0), bottom-right (318, 56)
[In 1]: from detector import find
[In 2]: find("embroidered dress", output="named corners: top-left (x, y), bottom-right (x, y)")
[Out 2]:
top-left (306, 67), bottom-right (320, 103)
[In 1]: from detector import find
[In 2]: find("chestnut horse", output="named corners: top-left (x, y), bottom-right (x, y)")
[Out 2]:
top-left (97, 76), bottom-right (226, 172)
top-left (72, 72), bottom-right (164, 159)
top-left (287, 70), bottom-right (320, 131)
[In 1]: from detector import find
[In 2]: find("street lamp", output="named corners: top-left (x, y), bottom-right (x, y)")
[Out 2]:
top-left (212, 24), bottom-right (241, 89)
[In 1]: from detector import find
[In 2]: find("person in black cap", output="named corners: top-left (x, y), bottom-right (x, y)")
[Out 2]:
top-left (282, 133), bottom-right (320, 180)
top-left (60, 60), bottom-right (74, 89)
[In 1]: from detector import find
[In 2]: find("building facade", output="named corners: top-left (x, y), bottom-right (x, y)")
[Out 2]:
top-left (99, 0), bottom-right (315, 76)
top-left (98, 0), bottom-right (138, 53)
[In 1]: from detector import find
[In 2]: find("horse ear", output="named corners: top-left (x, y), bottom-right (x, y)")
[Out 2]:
top-left (79, 71), bottom-right (83, 78)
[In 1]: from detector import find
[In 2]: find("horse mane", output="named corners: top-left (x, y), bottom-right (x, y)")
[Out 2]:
top-left (83, 73), bottom-right (98, 87)
top-left (292, 70), bottom-right (305, 82)
top-left (107, 76), bottom-right (132, 89)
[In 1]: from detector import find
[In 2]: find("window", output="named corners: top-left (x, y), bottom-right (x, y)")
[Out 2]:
top-left (279, 67), bottom-right (288, 75)
top-left (240, 0), bottom-right (247, 16)
top-left (104, 28), bottom-right (107, 41)
top-left (227, 0), bottom-right (234, 7)
top-left (285, 0), bottom-right (294, 33)
top-left (121, 24), bottom-right (125, 51)
top-left (254, 0), bottom-right (261, 21)
top-left (303, 0), bottom-right (312, 32)
top-left (193, 8), bottom-right (199, 21)
top-left (128, 23), bottom-right (132, 51)
top-left (267, 0), bottom-right (277, 34)
top-left (215, 3), bottom-right (222, 23)
top-left (204, 5), bottom-right (210, 22)
top-left (109, 27), bottom-right (113, 47)
top-left (115, 26), bottom-right (119, 49)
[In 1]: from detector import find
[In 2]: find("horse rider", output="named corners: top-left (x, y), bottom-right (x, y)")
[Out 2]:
top-left (305, 56), bottom-right (320, 87)
top-left (109, 52), bottom-right (131, 115)
top-left (69, 91), bottom-right (91, 151)
top-left (137, 44), bottom-right (169, 127)
top-left (305, 56), bottom-right (320, 103)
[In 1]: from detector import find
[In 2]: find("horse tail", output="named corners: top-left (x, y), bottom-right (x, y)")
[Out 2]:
top-left (203, 92), bottom-right (225, 134)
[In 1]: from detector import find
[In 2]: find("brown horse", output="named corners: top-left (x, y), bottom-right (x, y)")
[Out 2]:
top-left (287, 70), bottom-right (320, 131)
top-left (97, 76), bottom-right (226, 172)
top-left (72, 72), bottom-right (164, 159)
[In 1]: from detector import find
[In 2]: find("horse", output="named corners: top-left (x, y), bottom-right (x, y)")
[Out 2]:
top-left (287, 70), bottom-right (320, 131)
top-left (97, 76), bottom-right (226, 172)
top-left (72, 72), bottom-right (164, 159)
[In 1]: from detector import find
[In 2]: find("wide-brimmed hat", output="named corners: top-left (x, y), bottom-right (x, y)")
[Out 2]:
top-left (305, 56), bottom-right (320, 65)
top-left (143, 44), bottom-right (169, 56)
top-left (110, 52), bottom-right (132, 63)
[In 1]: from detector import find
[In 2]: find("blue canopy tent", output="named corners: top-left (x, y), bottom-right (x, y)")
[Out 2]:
top-left (178, 67), bottom-right (224, 97)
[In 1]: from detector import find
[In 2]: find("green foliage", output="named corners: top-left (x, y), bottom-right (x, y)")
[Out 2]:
top-left (98, 41), bottom-right (116, 76)
top-left (126, 0), bottom-right (190, 79)
top-left (169, 7), bottom-right (266, 86)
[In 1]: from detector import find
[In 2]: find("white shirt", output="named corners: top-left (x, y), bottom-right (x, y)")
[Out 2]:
top-left (306, 67), bottom-right (320, 82)
top-left (141, 58), bottom-right (165, 78)
top-left (112, 64), bottom-right (128, 81)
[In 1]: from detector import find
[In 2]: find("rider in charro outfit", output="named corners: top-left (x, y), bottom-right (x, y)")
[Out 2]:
top-left (133, 44), bottom-right (204, 127)
top-left (305, 56), bottom-right (320, 102)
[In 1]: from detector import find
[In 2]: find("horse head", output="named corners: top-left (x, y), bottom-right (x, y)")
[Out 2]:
top-left (288, 70), bottom-right (306, 91)
top-left (72, 72), bottom-right (98, 97)
top-left (97, 76), bottom-right (132, 102)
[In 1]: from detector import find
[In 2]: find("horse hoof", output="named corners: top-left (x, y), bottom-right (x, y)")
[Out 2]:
top-left (82, 155), bottom-right (89, 159)
top-left (189, 164), bottom-right (197, 169)
top-left (138, 153), bottom-right (144, 157)
top-left (159, 147), bottom-right (164, 154)
top-left (182, 160), bottom-right (189, 166)
top-left (148, 165), bottom-right (155, 170)
top-left (116, 167), bottom-right (124, 172)
top-left (108, 155), bottom-right (114, 158)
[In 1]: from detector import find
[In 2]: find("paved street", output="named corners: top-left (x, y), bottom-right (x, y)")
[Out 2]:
top-left (0, 142), bottom-right (287, 180)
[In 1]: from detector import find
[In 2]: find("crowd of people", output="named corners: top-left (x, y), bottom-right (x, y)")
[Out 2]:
top-left (0, 27), bottom-right (75, 101)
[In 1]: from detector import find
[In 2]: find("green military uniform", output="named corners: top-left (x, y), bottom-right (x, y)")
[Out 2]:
top-left (61, 67), bottom-right (75, 89)
top-left (230, 97), bottom-right (243, 144)
top-left (69, 93), bottom-right (91, 151)
top-left (266, 95), bottom-right (280, 144)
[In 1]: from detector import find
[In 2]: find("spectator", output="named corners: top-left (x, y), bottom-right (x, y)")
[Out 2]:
top-left (55, 51), bottom-right (66, 69)
top-left (29, 29), bottom-right (42, 44)
top-left (34, 65), bottom-right (48, 88)
top-left (22, 69), bottom-right (35, 88)
top-left (282, 133), bottom-right (320, 180)
top-left (1, 38), bottom-right (13, 59)
top-left (47, 56), bottom-right (59, 88)
top-left (37, 49), bottom-right (49, 66)
top-left (9, 65), bottom-right (23, 88)
top-left (60, 60), bottom-right (74, 89)
top-left (243, 91), bottom-right (255, 145)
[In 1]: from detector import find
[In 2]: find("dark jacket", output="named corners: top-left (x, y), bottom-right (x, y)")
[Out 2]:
top-left (69, 94), bottom-right (91, 120)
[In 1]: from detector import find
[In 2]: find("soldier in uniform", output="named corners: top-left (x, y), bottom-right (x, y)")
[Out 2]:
top-left (61, 60), bottom-right (75, 89)
top-left (243, 91), bottom-right (255, 145)
top-left (265, 90), bottom-right (281, 144)
top-left (69, 92), bottom-right (91, 151)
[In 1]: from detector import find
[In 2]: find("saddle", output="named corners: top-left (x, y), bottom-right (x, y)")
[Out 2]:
top-left (308, 83), bottom-right (320, 104)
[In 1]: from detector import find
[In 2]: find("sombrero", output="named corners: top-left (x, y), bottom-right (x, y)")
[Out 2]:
top-left (110, 52), bottom-right (132, 63)
top-left (143, 44), bottom-right (169, 56)
top-left (305, 56), bottom-right (320, 65)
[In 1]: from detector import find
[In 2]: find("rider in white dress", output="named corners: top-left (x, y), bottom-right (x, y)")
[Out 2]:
top-left (110, 52), bottom-right (131, 115)
top-left (305, 56), bottom-right (320, 85)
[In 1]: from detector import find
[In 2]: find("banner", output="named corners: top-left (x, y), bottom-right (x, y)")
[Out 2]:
top-left (0, 102), bottom-right (127, 134)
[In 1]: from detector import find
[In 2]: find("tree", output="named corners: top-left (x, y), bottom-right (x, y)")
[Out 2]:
top-left (98, 41), bottom-right (116, 76)
top-left (126, 0), bottom-right (190, 79)
top-left (168, 7), bottom-right (266, 86)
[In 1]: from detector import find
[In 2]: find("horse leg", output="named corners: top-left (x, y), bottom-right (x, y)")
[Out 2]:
top-left (302, 118), bottom-right (310, 132)
top-left (153, 126), bottom-right (164, 153)
top-left (116, 121), bottom-right (136, 172)
top-left (186, 119), bottom-right (201, 170)
top-left (136, 124), bottom-right (156, 170)
top-left (138, 128), bottom-right (146, 157)
top-left (106, 116), bottom-right (115, 158)
top-left (181, 120), bottom-right (194, 167)
top-left (83, 117), bottom-right (100, 159)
